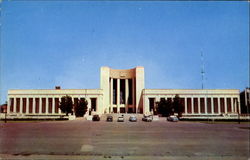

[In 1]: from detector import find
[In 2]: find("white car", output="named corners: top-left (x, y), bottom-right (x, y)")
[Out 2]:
top-left (142, 115), bottom-right (153, 122)
top-left (117, 115), bottom-right (124, 122)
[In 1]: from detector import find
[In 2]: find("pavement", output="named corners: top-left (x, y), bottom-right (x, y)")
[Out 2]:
top-left (0, 116), bottom-right (249, 160)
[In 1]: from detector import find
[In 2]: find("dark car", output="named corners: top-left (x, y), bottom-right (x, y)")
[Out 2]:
top-left (142, 115), bottom-right (153, 122)
top-left (106, 115), bottom-right (113, 122)
top-left (92, 115), bottom-right (100, 121)
top-left (167, 115), bottom-right (178, 122)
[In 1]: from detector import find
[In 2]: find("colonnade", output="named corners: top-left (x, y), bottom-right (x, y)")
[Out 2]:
top-left (7, 96), bottom-right (98, 115)
top-left (109, 78), bottom-right (135, 113)
top-left (145, 95), bottom-right (240, 115)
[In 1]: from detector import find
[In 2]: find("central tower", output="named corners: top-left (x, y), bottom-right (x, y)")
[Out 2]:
top-left (100, 66), bottom-right (144, 114)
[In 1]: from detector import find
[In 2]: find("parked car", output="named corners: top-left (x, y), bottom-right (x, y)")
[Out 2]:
top-left (167, 115), bottom-right (178, 122)
top-left (129, 115), bottom-right (137, 122)
top-left (117, 115), bottom-right (124, 122)
top-left (142, 115), bottom-right (153, 122)
top-left (106, 115), bottom-right (113, 122)
top-left (92, 115), bottom-right (100, 121)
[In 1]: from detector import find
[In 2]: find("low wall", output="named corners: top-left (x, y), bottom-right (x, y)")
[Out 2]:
top-left (180, 116), bottom-right (250, 122)
top-left (0, 113), bottom-right (69, 121)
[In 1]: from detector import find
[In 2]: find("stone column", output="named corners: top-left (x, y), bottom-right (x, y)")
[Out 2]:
top-left (13, 97), bottom-right (16, 113)
top-left (238, 98), bottom-right (241, 114)
top-left (229, 98), bottom-right (232, 113)
top-left (110, 78), bottom-right (113, 113)
top-left (235, 98), bottom-right (238, 113)
top-left (231, 97), bottom-right (235, 113)
top-left (52, 97), bottom-right (55, 114)
top-left (218, 97), bottom-right (221, 114)
top-left (224, 97), bottom-right (228, 114)
top-left (211, 97), bottom-right (214, 114)
top-left (232, 98), bottom-right (235, 113)
top-left (132, 78), bottom-right (135, 113)
top-left (45, 97), bottom-right (49, 114)
top-left (125, 79), bottom-right (129, 113)
top-left (191, 97), bottom-right (194, 114)
top-left (184, 97), bottom-right (187, 114)
top-left (33, 97), bottom-right (36, 114)
top-left (155, 96), bottom-right (160, 104)
top-left (236, 97), bottom-right (240, 114)
top-left (96, 98), bottom-right (98, 113)
top-left (198, 97), bottom-right (201, 114)
top-left (87, 98), bottom-right (91, 114)
top-left (39, 97), bottom-right (42, 114)
top-left (143, 95), bottom-right (146, 114)
top-left (59, 97), bottom-right (62, 114)
top-left (155, 96), bottom-right (160, 115)
top-left (26, 97), bottom-right (29, 114)
top-left (117, 79), bottom-right (120, 113)
top-left (204, 97), bottom-right (207, 114)
top-left (71, 97), bottom-right (74, 114)
top-left (20, 97), bottom-right (23, 114)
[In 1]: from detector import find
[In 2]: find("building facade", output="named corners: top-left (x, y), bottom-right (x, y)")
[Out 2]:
top-left (143, 89), bottom-right (240, 116)
top-left (6, 66), bottom-right (241, 118)
top-left (240, 88), bottom-right (250, 114)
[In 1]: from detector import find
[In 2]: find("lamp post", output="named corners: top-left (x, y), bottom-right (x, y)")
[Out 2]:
top-left (3, 106), bottom-right (7, 123)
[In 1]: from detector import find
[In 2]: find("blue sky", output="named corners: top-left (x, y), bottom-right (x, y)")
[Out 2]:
top-left (0, 1), bottom-right (249, 104)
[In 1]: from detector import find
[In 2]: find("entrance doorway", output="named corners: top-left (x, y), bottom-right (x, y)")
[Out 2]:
top-left (120, 107), bottom-right (125, 113)
top-left (149, 98), bottom-right (156, 115)
top-left (91, 98), bottom-right (97, 111)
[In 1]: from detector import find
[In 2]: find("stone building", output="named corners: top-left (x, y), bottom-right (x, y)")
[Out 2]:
top-left (240, 88), bottom-right (250, 114)
top-left (6, 66), bottom-right (241, 119)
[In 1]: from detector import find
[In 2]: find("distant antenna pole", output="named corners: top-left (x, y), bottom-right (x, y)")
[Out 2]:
top-left (201, 51), bottom-right (205, 89)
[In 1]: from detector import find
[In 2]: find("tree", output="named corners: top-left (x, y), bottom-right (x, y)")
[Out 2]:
top-left (59, 95), bottom-right (73, 116)
top-left (173, 94), bottom-right (184, 117)
top-left (156, 94), bottom-right (184, 117)
top-left (156, 98), bottom-right (173, 117)
top-left (156, 99), bottom-right (166, 116)
top-left (75, 98), bottom-right (88, 117)
top-left (166, 98), bottom-right (174, 116)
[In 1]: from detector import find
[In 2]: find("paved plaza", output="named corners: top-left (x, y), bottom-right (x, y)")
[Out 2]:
top-left (0, 118), bottom-right (249, 160)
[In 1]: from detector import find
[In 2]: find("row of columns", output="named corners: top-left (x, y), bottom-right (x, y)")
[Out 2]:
top-left (150, 96), bottom-right (240, 115)
top-left (7, 96), bottom-right (96, 115)
top-left (110, 78), bottom-right (135, 113)
top-left (183, 96), bottom-right (240, 114)
top-left (8, 97), bottom-right (60, 114)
